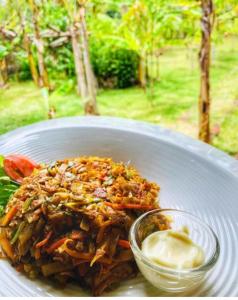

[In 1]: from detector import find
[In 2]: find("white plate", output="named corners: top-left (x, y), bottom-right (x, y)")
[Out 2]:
top-left (0, 117), bottom-right (238, 297)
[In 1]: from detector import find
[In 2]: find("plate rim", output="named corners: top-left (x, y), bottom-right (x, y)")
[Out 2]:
top-left (1, 116), bottom-right (238, 178)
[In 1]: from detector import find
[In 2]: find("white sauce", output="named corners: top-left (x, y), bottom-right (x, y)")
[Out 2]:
top-left (142, 229), bottom-right (205, 270)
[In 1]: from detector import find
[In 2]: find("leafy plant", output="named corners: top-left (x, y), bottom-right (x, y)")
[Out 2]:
top-left (91, 42), bottom-right (139, 88)
top-left (0, 45), bottom-right (9, 60)
top-left (0, 156), bottom-right (19, 216)
top-left (16, 50), bottom-right (32, 81)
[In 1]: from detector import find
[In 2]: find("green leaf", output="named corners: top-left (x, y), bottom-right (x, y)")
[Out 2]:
top-left (0, 155), bottom-right (19, 214)
top-left (0, 176), bottom-right (10, 184)
top-left (0, 206), bottom-right (4, 216)
top-left (0, 155), bottom-right (4, 168)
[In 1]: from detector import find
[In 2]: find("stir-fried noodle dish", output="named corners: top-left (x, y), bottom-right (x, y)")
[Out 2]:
top-left (0, 156), bottom-right (168, 295)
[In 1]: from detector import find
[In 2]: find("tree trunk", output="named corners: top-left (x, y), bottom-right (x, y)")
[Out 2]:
top-left (138, 54), bottom-right (146, 89)
top-left (70, 24), bottom-right (87, 98)
top-left (27, 39), bottom-right (39, 86)
top-left (147, 52), bottom-right (155, 103)
top-left (18, 8), bottom-right (39, 86)
top-left (0, 62), bottom-right (5, 88)
top-left (29, 0), bottom-right (49, 89)
top-left (156, 53), bottom-right (160, 81)
top-left (150, 53), bottom-right (155, 100)
top-left (79, 6), bottom-right (99, 115)
top-left (23, 30), bottom-right (39, 86)
top-left (198, 0), bottom-right (214, 143)
top-left (145, 52), bottom-right (149, 82)
top-left (0, 58), bottom-right (7, 88)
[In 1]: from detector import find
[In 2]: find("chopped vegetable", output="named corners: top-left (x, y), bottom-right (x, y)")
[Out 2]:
top-left (46, 237), bottom-right (68, 254)
top-left (34, 248), bottom-right (41, 260)
top-left (71, 231), bottom-right (85, 240)
top-left (35, 231), bottom-right (52, 248)
top-left (90, 248), bottom-right (106, 267)
top-left (96, 220), bottom-right (112, 243)
top-left (11, 222), bottom-right (26, 245)
top-left (3, 154), bottom-right (39, 183)
top-left (0, 233), bottom-right (15, 260)
top-left (63, 239), bottom-right (93, 260)
top-left (80, 217), bottom-right (90, 231)
top-left (118, 239), bottom-right (131, 249)
top-left (23, 197), bottom-right (35, 212)
top-left (1, 205), bottom-right (18, 226)
top-left (0, 155), bottom-right (19, 215)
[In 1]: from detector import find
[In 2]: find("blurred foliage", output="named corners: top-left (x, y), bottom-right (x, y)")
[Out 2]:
top-left (1, 0), bottom-right (238, 88)
top-left (0, 0), bottom-right (238, 154)
top-left (0, 45), bottom-right (9, 60)
top-left (91, 41), bottom-right (139, 88)
top-left (17, 51), bottom-right (32, 81)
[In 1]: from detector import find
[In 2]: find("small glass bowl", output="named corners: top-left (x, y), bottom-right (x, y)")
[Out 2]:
top-left (129, 209), bottom-right (220, 293)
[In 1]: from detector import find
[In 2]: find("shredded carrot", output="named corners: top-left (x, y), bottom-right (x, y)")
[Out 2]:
top-left (46, 237), bottom-right (67, 254)
top-left (35, 231), bottom-right (52, 248)
top-left (118, 239), bottom-right (131, 249)
top-left (34, 248), bottom-right (41, 260)
top-left (104, 202), bottom-right (154, 210)
top-left (0, 236), bottom-right (15, 260)
top-left (1, 206), bottom-right (18, 226)
top-left (71, 231), bottom-right (85, 240)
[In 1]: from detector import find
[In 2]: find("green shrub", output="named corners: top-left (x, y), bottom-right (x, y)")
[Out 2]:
top-left (18, 60), bottom-right (32, 81)
top-left (91, 43), bottom-right (139, 88)
top-left (46, 45), bottom-right (75, 79)
top-left (15, 51), bottom-right (32, 81)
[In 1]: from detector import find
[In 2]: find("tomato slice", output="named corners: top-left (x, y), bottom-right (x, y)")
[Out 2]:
top-left (3, 154), bottom-right (39, 183)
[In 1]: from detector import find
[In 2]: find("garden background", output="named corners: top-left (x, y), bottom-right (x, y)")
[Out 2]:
top-left (0, 0), bottom-right (238, 155)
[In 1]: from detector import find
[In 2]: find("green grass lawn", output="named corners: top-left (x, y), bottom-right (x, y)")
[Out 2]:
top-left (1, 38), bottom-right (238, 155)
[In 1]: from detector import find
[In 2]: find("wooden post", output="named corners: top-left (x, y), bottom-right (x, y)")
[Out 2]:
top-left (198, 0), bottom-right (214, 143)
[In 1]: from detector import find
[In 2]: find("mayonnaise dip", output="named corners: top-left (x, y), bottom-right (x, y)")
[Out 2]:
top-left (142, 228), bottom-right (205, 270)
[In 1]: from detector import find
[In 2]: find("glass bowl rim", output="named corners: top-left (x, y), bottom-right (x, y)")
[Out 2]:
top-left (129, 208), bottom-right (220, 276)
